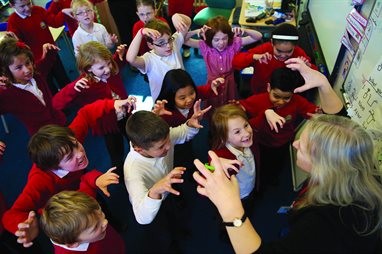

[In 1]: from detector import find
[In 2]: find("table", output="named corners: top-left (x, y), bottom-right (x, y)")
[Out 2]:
top-left (239, 1), bottom-right (296, 38)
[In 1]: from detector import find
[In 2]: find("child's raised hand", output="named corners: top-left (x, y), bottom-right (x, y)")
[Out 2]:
top-left (114, 96), bottom-right (137, 114)
top-left (211, 77), bottom-right (225, 95)
top-left (110, 33), bottom-right (119, 44)
top-left (265, 109), bottom-right (285, 133)
top-left (141, 28), bottom-right (161, 40)
top-left (172, 13), bottom-right (188, 33)
top-left (116, 44), bottom-right (127, 61)
top-left (148, 167), bottom-right (186, 199)
top-left (152, 100), bottom-right (173, 116)
top-left (0, 141), bottom-right (6, 155)
top-left (74, 78), bottom-right (90, 92)
top-left (232, 27), bottom-right (244, 37)
top-left (297, 56), bottom-right (312, 67)
top-left (253, 53), bottom-right (272, 64)
top-left (285, 57), bottom-right (326, 93)
top-left (218, 157), bottom-right (242, 179)
top-left (15, 211), bottom-right (39, 248)
top-left (199, 25), bottom-right (211, 40)
top-left (95, 167), bottom-right (120, 197)
top-left (187, 99), bottom-right (212, 128)
top-left (41, 43), bottom-right (60, 59)
top-left (61, 8), bottom-right (74, 18)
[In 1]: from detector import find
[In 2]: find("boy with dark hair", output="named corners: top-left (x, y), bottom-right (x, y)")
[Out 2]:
top-left (238, 61), bottom-right (343, 188)
top-left (123, 100), bottom-right (210, 252)
top-left (41, 190), bottom-right (125, 254)
top-left (2, 98), bottom-right (135, 248)
top-left (233, 23), bottom-right (317, 94)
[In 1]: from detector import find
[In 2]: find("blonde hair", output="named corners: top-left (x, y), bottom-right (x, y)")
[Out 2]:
top-left (40, 191), bottom-right (101, 244)
top-left (71, 0), bottom-right (94, 17)
top-left (211, 104), bottom-right (248, 150)
top-left (297, 114), bottom-right (382, 235)
top-left (76, 41), bottom-right (119, 81)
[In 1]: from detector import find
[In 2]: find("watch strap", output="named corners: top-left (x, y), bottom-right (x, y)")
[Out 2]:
top-left (223, 212), bottom-right (247, 227)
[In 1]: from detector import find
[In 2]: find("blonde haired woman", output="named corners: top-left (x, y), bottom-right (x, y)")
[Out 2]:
top-left (193, 59), bottom-right (382, 253)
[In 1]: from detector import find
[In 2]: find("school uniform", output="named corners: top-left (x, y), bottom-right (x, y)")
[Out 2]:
top-left (72, 23), bottom-right (114, 56)
top-left (132, 17), bottom-right (168, 56)
top-left (7, 5), bottom-right (69, 91)
top-left (139, 32), bottom-right (185, 102)
top-left (232, 42), bottom-right (316, 94)
top-left (240, 93), bottom-right (318, 147)
top-left (1, 99), bottom-right (118, 235)
top-left (0, 52), bottom-right (66, 135)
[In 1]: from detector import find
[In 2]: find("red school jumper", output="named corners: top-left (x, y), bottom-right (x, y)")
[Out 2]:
top-left (52, 55), bottom-right (128, 135)
top-left (0, 51), bottom-right (66, 135)
top-left (232, 42), bottom-right (317, 94)
top-left (7, 5), bottom-right (65, 60)
top-left (1, 99), bottom-right (117, 235)
top-left (240, 93), bottom-right (318, 148)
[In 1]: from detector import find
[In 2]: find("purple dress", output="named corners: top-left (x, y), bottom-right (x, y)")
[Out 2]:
top-left (199, 36), bottom-right (242, 110)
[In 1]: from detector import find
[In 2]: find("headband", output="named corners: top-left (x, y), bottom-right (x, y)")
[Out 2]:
top-left (272, 35), bottom-right (299, 40)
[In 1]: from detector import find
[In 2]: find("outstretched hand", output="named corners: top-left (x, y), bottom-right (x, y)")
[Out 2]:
top-left (15, 211), bottom-right (39, 248)
top-left (211, 77), bottom-right (225, 95)
top-left (41, 43), bottom-right (60, 59)
top-left (193, 151), bottom-right (242, 217)
top-left (152, 100), bottom-right (173, 116)
top-left (149, 167), bottom-right (186, 199)
top-left (95, 167), bottom-right (120, 197)
top-left (187, 99), bottom-right (212, 128)
top-left (0, 141), bottom-right (6, 155)
top-left (74, 78), bottom-right (89, 92)
top-left (285, 57), bottom-right (327, 93)
top-left (265, 109), bottom-right (285, 133)
top-left (116, 44), bottom-right (127, 61)
top-left (114, 96), bottom-right (137, 114)
top-left (253, 52), bottom-right (272, 64)
top-left (141, 28), bottom-right (161, 41)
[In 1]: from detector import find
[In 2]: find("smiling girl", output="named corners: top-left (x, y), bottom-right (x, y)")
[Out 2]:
top-left (52, 41), bottom-right (130, 177)
top-left (185, 16), bottom-right (262, 109)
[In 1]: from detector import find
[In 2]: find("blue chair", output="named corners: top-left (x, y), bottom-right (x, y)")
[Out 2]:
top-left (193, 0), bottom-right (236, 26)
top-left (0, 22), bottom-right (7, 31)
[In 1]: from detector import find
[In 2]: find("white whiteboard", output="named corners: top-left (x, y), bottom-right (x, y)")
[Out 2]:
top-left (309, 0), bottom-right (354, 74)
top-left (343, 0), bottom-right (382, 170)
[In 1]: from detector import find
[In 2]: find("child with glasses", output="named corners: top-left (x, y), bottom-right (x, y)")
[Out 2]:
top-left (133, 0), bottom-right (168, 56)
top-left (71, 0), bottom-right (118, 56)
top-left (126, 13), bottom-right (191, 103)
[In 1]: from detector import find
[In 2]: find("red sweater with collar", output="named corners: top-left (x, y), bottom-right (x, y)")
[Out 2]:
top-left (2, 99), bottom-right (116, 235)
top-left (132, 17), bottom-right (168, 56)
top-left (160, 83), bottom-right (216, 127)
top-left (240, 93), bottom-right (318, 147)
top-left (0, 52), bottom-right (66, 135)
top-left (53, 225), bottom-right (125, 254)
top-left (7, 5), bottom-right (65, 60)
top-left (52, 55), bottom-right (128, 135)
top-left (211, 142), bottom-right (261, 192)
top-left (232, 42), bottom-right (317, 94)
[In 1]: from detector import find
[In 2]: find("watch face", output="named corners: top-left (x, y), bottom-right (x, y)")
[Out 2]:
top-left (233, 218), bottom-right (242, 227)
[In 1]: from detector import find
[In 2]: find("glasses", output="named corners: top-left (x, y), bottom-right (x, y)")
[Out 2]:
top-left (76, 9), bottom-right (94, 16)
top-left (152, 37), bottom-right (175, 47)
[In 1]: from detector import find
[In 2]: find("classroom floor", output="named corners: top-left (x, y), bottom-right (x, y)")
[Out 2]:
top-left (0, 49), bottom-right (298, 253)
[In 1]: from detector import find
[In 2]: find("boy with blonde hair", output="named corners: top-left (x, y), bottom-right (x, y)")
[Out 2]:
top-left (41, 190), bottom-right (125, 253)
top-left (71, 0), bottom-right (118, 55)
